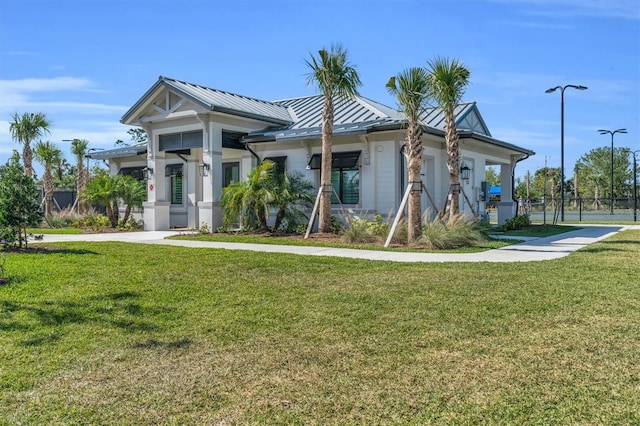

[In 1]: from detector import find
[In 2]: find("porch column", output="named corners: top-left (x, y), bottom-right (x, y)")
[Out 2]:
top-left (143, 130), bottom-right (170, 230)
top-left (197, 121), bottom-right (223, 231)
top-left (497, 162), bottom-right (516, 225)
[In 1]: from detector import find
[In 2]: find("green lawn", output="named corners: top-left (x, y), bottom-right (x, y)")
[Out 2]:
top-left (495, 224), bottom-right (581, 238)
top-left (1, 231), bottom-right (639, 424)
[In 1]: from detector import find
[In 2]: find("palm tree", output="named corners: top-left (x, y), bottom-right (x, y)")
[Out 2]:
top-left (221, 160), bottom-right (278, 230)
top-left (386, 67), bottom-right (431, 242)
top-left (70, 139), bottom-right (90, 214)
top-left (116, 175), bottom-right (146, 225)
top-left (305, 44), bottom-right (361, 233)
top-left (33, 140), bottom-right (62, 218)
top-left (9, 112), bottom-right (52, 178)
top-left (426, 57), bottom-right (470, 217)
top-left (84, 175), bottom-right (120, 227)
top-left (273, 171), bottom-right (315, 232)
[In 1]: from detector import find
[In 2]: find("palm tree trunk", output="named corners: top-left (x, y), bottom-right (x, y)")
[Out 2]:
top-left (44, 170), bottom-right (54, 218)
top-left (445, 109), bottom-right (460, 217)
top-left (406, 122), bottom-right (423, 242)
top-left (319, 96), bottom-right (334, 233)
top-left (23, 144), bottom-right (34, 178)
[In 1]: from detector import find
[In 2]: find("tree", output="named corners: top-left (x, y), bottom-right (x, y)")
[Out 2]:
top-left (484, 167), bottom-right (501, 187)
top-left (0, 152), bottom-right (43, 249)
top-left (305, 44), bottom-right (361, 233)
top-left (221, 161), bottom-right (278, 230)
top-left (117, 175), bottom-right (146, 225)
top-left (8, 112), bottom-right (52, 178)
top-left (33, 140), bottom-right (62, 218)
top-left (115, 128), bottom-right (148, 147)
top-left (426, 57), bottom-right (471, 218)
top-left (386, 67), bottom-right (430, 242)
top-left (70, 139), bottom-right (90, 213)
top-left (84, 175), bottom-right (121, 227)
top-left (272, 171), bottom-right (315, 232)
top-left (575, 147), bottom-right (632, 203)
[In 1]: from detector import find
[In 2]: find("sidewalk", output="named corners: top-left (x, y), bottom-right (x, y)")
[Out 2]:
top-left (40, 225), bottom-right (638, 263)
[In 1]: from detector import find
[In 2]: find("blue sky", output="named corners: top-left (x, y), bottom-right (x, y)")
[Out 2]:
top-left (1, 0), bottom-right (638, 179)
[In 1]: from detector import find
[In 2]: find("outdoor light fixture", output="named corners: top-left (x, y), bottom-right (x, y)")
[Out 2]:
top-left (598, 128), bottom-right (627, 215)
top-left (143, 166), bottom-right (154, 180)
top-left (199, 163), bottom-right (210, 177)
top-left (460, 162), bottom-right (471, 181)
top-left (546, 84), bottom-right (588, 222)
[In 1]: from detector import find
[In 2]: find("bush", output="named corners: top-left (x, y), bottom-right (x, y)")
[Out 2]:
top-left (117, 216), bottom-right (143, 231)
top-left (419, 214), bottom-right (488, 249)
top-left (499, 214), bottom-right (531, 231)
top-left (340, 218), bottom-right (380, 244)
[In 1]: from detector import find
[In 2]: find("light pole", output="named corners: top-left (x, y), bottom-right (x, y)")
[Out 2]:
top-left (546, 84), bottom-right (587, 222)
top-left (597, 128), bottom-right (627, 215)
top-left (633, 150), bottom-right (639, 222)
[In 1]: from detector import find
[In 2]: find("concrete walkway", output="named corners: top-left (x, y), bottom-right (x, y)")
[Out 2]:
top-left (40, 225), bottom-right (639, 263)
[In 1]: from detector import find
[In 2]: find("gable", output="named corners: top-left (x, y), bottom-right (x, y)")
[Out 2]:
top-left (456, 106), bottom-right (491, 137)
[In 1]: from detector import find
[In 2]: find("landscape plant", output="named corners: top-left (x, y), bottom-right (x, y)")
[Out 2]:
top-left (0, 152), bottom-right (43, 248)
top-left (8, 112), bottom-right (52, 178)
top-left (419, 213), bottom-right (488, 249)
top-left (33, 140), bottom-right (62, 218)
top-left (305, 44), bottom-right (361, 233)
top-left (83, 174), bottom-right (145, 228)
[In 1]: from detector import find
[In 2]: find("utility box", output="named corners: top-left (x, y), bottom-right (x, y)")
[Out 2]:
top-left (480, 181), bottom-right (490, 202)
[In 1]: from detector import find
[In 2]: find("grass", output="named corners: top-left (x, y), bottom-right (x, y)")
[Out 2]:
top-left (27, 227), bottom-right (85, 235)
top-left (171, 232), bottom-right (517, 253)
top-left (1, 231), bottom-right (639, 424)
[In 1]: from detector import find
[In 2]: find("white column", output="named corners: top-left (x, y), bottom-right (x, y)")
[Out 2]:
top-left (497, 162), bottom-right (516, 225)
top-left (143, 128), bottom-right (170, 230)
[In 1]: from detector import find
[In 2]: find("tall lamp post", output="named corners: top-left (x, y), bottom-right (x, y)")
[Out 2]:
top-left (546, 84), bottom-right (587, 222)
top-left (597, 128), bottom-right (627, 215)
top-left (633, 150), bottom-right (639, 222)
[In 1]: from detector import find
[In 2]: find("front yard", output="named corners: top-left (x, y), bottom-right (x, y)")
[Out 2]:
top-left (1, 230), bottom-right (639, 424)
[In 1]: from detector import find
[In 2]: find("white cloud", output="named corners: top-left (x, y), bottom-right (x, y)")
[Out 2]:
top-left (482, 0), bottom-right (640, 20)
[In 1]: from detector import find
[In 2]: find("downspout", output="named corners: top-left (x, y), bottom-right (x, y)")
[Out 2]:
top-left (512, 153), bottom-right (530, 217)
top-left (244, 140), bottom-right (261, 164)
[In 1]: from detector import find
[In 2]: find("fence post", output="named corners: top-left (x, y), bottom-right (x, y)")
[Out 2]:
top-left (579, 197), bottom-right (582, 222)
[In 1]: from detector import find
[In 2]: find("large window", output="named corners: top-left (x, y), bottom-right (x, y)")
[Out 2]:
top-left (307, 151), bottom-right (360, 204)
top-left (118, 166), bottom-right (145, 181)
top-left (264, 156), bottom-right (286, 175)
top-left (222, 162), bottom-right (239, 188)
top-left (165, 164), bottom-right (183, 205)
top-left (159, 130), bottom-right (203, 151)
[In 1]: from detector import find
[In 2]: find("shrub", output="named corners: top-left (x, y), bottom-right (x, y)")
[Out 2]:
top-left (419, 213), bottom-right (488, 249)
top-left (340, 218), bottom-right (380, 244)
top-left (198, 222), bottom-right (211, 234)
top-left (499, 214), bottom-right (530, 231)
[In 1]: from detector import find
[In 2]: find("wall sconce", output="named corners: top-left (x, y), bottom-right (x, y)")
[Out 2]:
top-left (460, 162), bottom-right (471, 181)
top-left (199, 163), bottom-right (210, 177)
top-left (143, 166), bottom-right (153, 180)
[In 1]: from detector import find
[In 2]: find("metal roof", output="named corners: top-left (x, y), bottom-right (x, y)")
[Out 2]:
top-left (121, 76), bottom-right (293, 125)
top-left (87, 144), bottom-right (147, 160)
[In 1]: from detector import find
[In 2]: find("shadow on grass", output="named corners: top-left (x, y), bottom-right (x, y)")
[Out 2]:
top-left (1, 291), bottom-right (175, 345)
top-left (2, 247), bottom-right (100, 256)
top-left (132, 338), bottom-right (193, 349)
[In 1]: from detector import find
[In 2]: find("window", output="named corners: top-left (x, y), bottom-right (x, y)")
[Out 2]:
top-left (222, 162), bottom-right (239, 187)
top-left (307, 151), bottom-right (360, 204)
top-left (159, 130), bottom-right (203, 151)
top-left (264, 156), bottom-right (286, 175)
top-left (118, 166), bottom-right (145, 181)
top-left (165, 164), bottom-right (183, 205)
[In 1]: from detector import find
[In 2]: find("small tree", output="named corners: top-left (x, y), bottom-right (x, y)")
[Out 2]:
top-left (0, 152), bottom-right (43, 249)
top-left (117, 175), bottom-right (146, 225)
top-left (9, 112), bottom-right (52, 178)
top-left (273, 171), bottom-right (315, 232)
top-left (84, 175), bottom-right (120, 227)
top-left (33, 140), bottom-right (62, 218)
top-left (70, 139), bottom-right (90, 213)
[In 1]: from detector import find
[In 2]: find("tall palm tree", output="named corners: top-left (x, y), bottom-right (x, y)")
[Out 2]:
top-left (386, 67), bottom-right (431, 242)
top-left (33, 140), bottom-right (62, 218)
top-left (426, 57), bottom-right (470, 217)
top-left (9, 112), bottom-right (52, 178)
top-left (70, 139), bottom-right (90, 214)
top-left (305, 44), bottom-right (361, 233)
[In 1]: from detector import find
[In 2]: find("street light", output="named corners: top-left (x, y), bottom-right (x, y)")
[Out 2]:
top-left (597, 128), bottom-right (627, 215)
top-left (546, 84), bottom-right (587, 222)
top-left (632, 150), bottom-right (639, 222)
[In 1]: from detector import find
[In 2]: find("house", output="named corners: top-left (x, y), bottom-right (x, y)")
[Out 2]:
top-left (89, 76), bottom-right (534, 230)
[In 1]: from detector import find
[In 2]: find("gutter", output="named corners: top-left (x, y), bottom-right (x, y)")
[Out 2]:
top-left (243, 140), bottom-right (261, 163)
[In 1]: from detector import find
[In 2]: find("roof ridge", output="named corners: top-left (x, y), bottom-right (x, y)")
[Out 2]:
top-left (160, 76), bottom-right (287, 109)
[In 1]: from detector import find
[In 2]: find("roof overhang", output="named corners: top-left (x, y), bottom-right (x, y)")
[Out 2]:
top-left (87, 144), bottom-right (147, 160)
